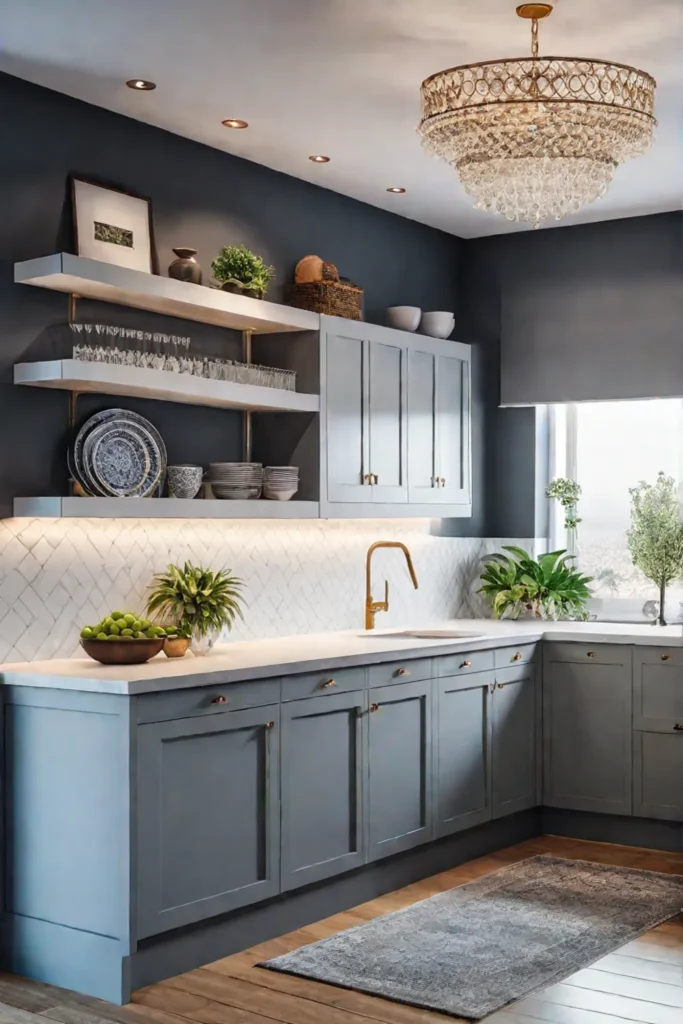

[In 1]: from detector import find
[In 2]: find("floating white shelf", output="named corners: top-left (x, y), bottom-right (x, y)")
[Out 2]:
top-left (15, 253), bottom-right (320, 334)
top-left (14, 360), bottom-right (320, 414)
top-left (13, 497), bottom-right (320, 520)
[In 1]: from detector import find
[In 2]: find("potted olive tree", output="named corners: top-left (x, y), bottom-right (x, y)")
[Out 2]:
top-left (627, 473), bottom-right (683, 626)
top-left (211, 243), bottom-right (275, 299)
top-left (146, 561), bottom-right (245, 655)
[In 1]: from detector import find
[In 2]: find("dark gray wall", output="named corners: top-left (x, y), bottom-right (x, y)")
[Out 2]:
top-left (495, 213), bottom-right (683, 405)
top-left (0, 72), bottom-right (475, 520)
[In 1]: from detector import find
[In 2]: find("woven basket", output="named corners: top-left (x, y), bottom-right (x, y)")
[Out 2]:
top-left (286, 280), bottom-right (363, 321)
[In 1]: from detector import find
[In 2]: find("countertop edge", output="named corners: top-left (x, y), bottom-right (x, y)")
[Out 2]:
top-left (2, 619), bottom-right (681, 695)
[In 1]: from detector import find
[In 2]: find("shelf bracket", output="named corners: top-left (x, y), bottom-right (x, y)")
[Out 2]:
top-left (68, 293), bottom-right (79, 324)
top-left (242, 329), bottom-right (254, 462)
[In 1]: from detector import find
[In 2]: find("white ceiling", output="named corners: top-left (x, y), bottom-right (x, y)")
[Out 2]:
top-left (1, 0), bottom-right (681, 238)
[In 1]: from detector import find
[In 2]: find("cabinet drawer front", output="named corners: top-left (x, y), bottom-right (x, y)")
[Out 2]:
top-left (544, 642), bottom-right (630, 666)
top-left (438, 649), bottom-right (494, 678)
top-left (282, 666), bottom-right (366, 702)
top-left (137, 678), bottom-right (281, 724)
top-left (367, 658), bottom-right (432, 688)
top-left (494, 644), bottom-right (537, 669)
top-left (634, 649), bottom-right (683, 730)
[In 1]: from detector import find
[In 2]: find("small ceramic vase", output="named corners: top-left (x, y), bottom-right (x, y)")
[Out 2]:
top-left (167, 465), bottom-right (204, 499)
top-left (168, 248), bottom-right (202, 285)
top-left (163, 636), bottom-right (191, 659)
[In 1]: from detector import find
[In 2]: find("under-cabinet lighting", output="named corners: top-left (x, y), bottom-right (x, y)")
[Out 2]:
top-left (309, 155), bottom-right (331, 163)
top-left (222, 119), bottom-right (249, 129)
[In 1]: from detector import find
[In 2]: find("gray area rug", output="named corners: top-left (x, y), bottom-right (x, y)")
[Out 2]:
top-left (260, 855), bottom-right (683, 1019)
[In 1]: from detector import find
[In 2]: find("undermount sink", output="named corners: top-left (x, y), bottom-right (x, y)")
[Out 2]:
top-left (359, 629), bottom-right (485, 640)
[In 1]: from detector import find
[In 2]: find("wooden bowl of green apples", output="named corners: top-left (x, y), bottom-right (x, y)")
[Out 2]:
top-left (80, 611), bottom-right (172, 665)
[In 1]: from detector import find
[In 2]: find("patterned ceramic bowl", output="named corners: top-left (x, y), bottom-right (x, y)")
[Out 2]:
top-left (168, 465), bottom-right (204, 499)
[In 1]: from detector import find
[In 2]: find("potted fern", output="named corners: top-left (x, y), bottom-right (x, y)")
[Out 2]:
top-left (479, 546), bottom-right (593, 620)
top-left (146, 561), bottom-right (245, 655)
top-left (211, 243), bottom-right (275, 299)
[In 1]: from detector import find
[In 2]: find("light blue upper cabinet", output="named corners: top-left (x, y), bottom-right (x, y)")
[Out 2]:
top-left (321, 315), bottom-right (472, 517)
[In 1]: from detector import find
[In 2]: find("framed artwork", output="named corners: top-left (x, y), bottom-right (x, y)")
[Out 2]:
top-left (70, 176), bottom-right (157, 273)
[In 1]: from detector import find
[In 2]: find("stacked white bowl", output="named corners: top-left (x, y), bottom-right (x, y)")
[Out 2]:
top-left (263, 466), bottom-right (299, 501)
top-left (210, 462), bottom-right (263, 499)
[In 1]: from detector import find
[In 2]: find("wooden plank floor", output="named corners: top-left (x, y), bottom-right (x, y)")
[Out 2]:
top-left (1, 836), bottom-right (681, 1024)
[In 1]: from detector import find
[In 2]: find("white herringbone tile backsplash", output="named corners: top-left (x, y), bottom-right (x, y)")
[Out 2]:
top-left (0, 517), bottom-right (529, 662)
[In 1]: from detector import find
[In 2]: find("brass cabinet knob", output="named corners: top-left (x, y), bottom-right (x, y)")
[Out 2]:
top-left (461, 660), bottom-right (472, 668)
top-left (497, 682), bottom-right (505, 689)
top-left (396, 667), bottom-right (409, 677)
top-left (370, 702), bottom-right (380, 712)
top-left (674, 724), bottom-right (683, 732)
top-left (512, 652), bottom-right (522, 662)
top-left (321, 678), bottom-right (336, 688)
top-left (363, 473), bottom-right (373, 484)
top-left (372, 474), bottom-right (379, 484)
top-left (266, 721), bottom-right (275, 729)
top-left (211, 695), bottom-right (228, 704)
top-left (587, 651), bottom-right (595, 658)
top-left (661, 654), bottom-right (672, 661)
top-left (440, 477), bottom-right (446, 486)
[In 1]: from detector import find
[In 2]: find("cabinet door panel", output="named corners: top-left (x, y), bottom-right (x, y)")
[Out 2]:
top-left (367, 679), bottom-right (432, 859)
top-left (368, 340), bottom-right (407, 502)
top-left (136, 707), bottom-right (279, 938)
top-left (436, 674), bottom-right (491, 836)
top-left (281, 691), bottom-right (366, 891)
top-left (436, 353), bottom-right (470, 505)
top-left (634, 732), bottom-right (683, 822)
top-left (492, 668), bottom-right (537, 818)
top-left (543, 645), bottom-right (632, 815)
top-left (326, 332), bottom-right (368, 502)
top-left (407, 349), bottom-right (439, 503)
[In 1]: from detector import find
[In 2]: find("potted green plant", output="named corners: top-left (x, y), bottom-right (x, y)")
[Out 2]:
top-left (546, 477), bottom-right (582, 549)
top-left (146, 561), bottom-right (245, 655)
top-left (627, 472), bottom-right (683, 626)
top-left (211, 243), bottom-right (275, 299)
top-left (479, 546), bottom-right (593, 620)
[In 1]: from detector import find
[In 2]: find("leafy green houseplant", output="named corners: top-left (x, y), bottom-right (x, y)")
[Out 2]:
top-left (627, 472), bottom-right (683, 626)
top-left (146, 561), bottom-right (245, 655)
top-left (211, 243), bottom-right (275, 299)
top-left (479, 546), bottom-right (593, 620)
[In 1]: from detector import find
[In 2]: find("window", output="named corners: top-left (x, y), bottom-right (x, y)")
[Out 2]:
top-left (549, 400), bottom-right (683, 622)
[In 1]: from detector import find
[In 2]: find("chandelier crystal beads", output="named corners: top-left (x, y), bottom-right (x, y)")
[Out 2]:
top-left (418, 3), bottom-right (657, 226)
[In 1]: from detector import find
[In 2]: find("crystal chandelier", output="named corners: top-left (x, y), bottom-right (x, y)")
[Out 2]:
top-left (417, 3), bottom-right (657, 226)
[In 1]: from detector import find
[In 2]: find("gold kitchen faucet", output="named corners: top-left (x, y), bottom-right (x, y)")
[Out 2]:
top-left (365, 542), bottom-right (419, 630)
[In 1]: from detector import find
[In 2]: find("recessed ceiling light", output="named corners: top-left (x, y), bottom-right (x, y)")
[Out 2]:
top-left (126, 79), bottom-right (156, 91)
top-left (309, 155), bottom-right (331, 163)
top-left (387, 187), bottom-right (406, 194)
top-left (222, 118), bottom-right (249, 129)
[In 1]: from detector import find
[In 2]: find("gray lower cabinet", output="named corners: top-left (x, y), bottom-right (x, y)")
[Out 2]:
top-left (436, 672), bottom-right (492, 836)
top-left (280, 690), bottom-right (367, 891)
top-left (136, 705), bottom-right (280, 939)
top-left (367, 678), bottom-right (432, 859)
top-left (543, 643), bottom-right (633, 815)
top-left (634, 731), bottom-right (683, 821)
top-left (492, 665), bottom-right (539, 819)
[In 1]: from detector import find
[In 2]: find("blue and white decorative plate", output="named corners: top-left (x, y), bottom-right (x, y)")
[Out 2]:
top-left (86, 421), bottom-right (159, 497)
top-left (73, 409), bottom-right (167, 498)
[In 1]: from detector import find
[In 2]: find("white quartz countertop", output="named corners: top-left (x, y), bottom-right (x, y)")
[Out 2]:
top-left (1, 618), bottom-right (681, 695)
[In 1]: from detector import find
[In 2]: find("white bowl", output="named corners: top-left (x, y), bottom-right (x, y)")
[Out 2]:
top-left (386, 306), bottom-right (422, 332)
top-left (420, 311), bottom-right (455, 339)
top-left (264, 488), bottom-right (298, 502)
